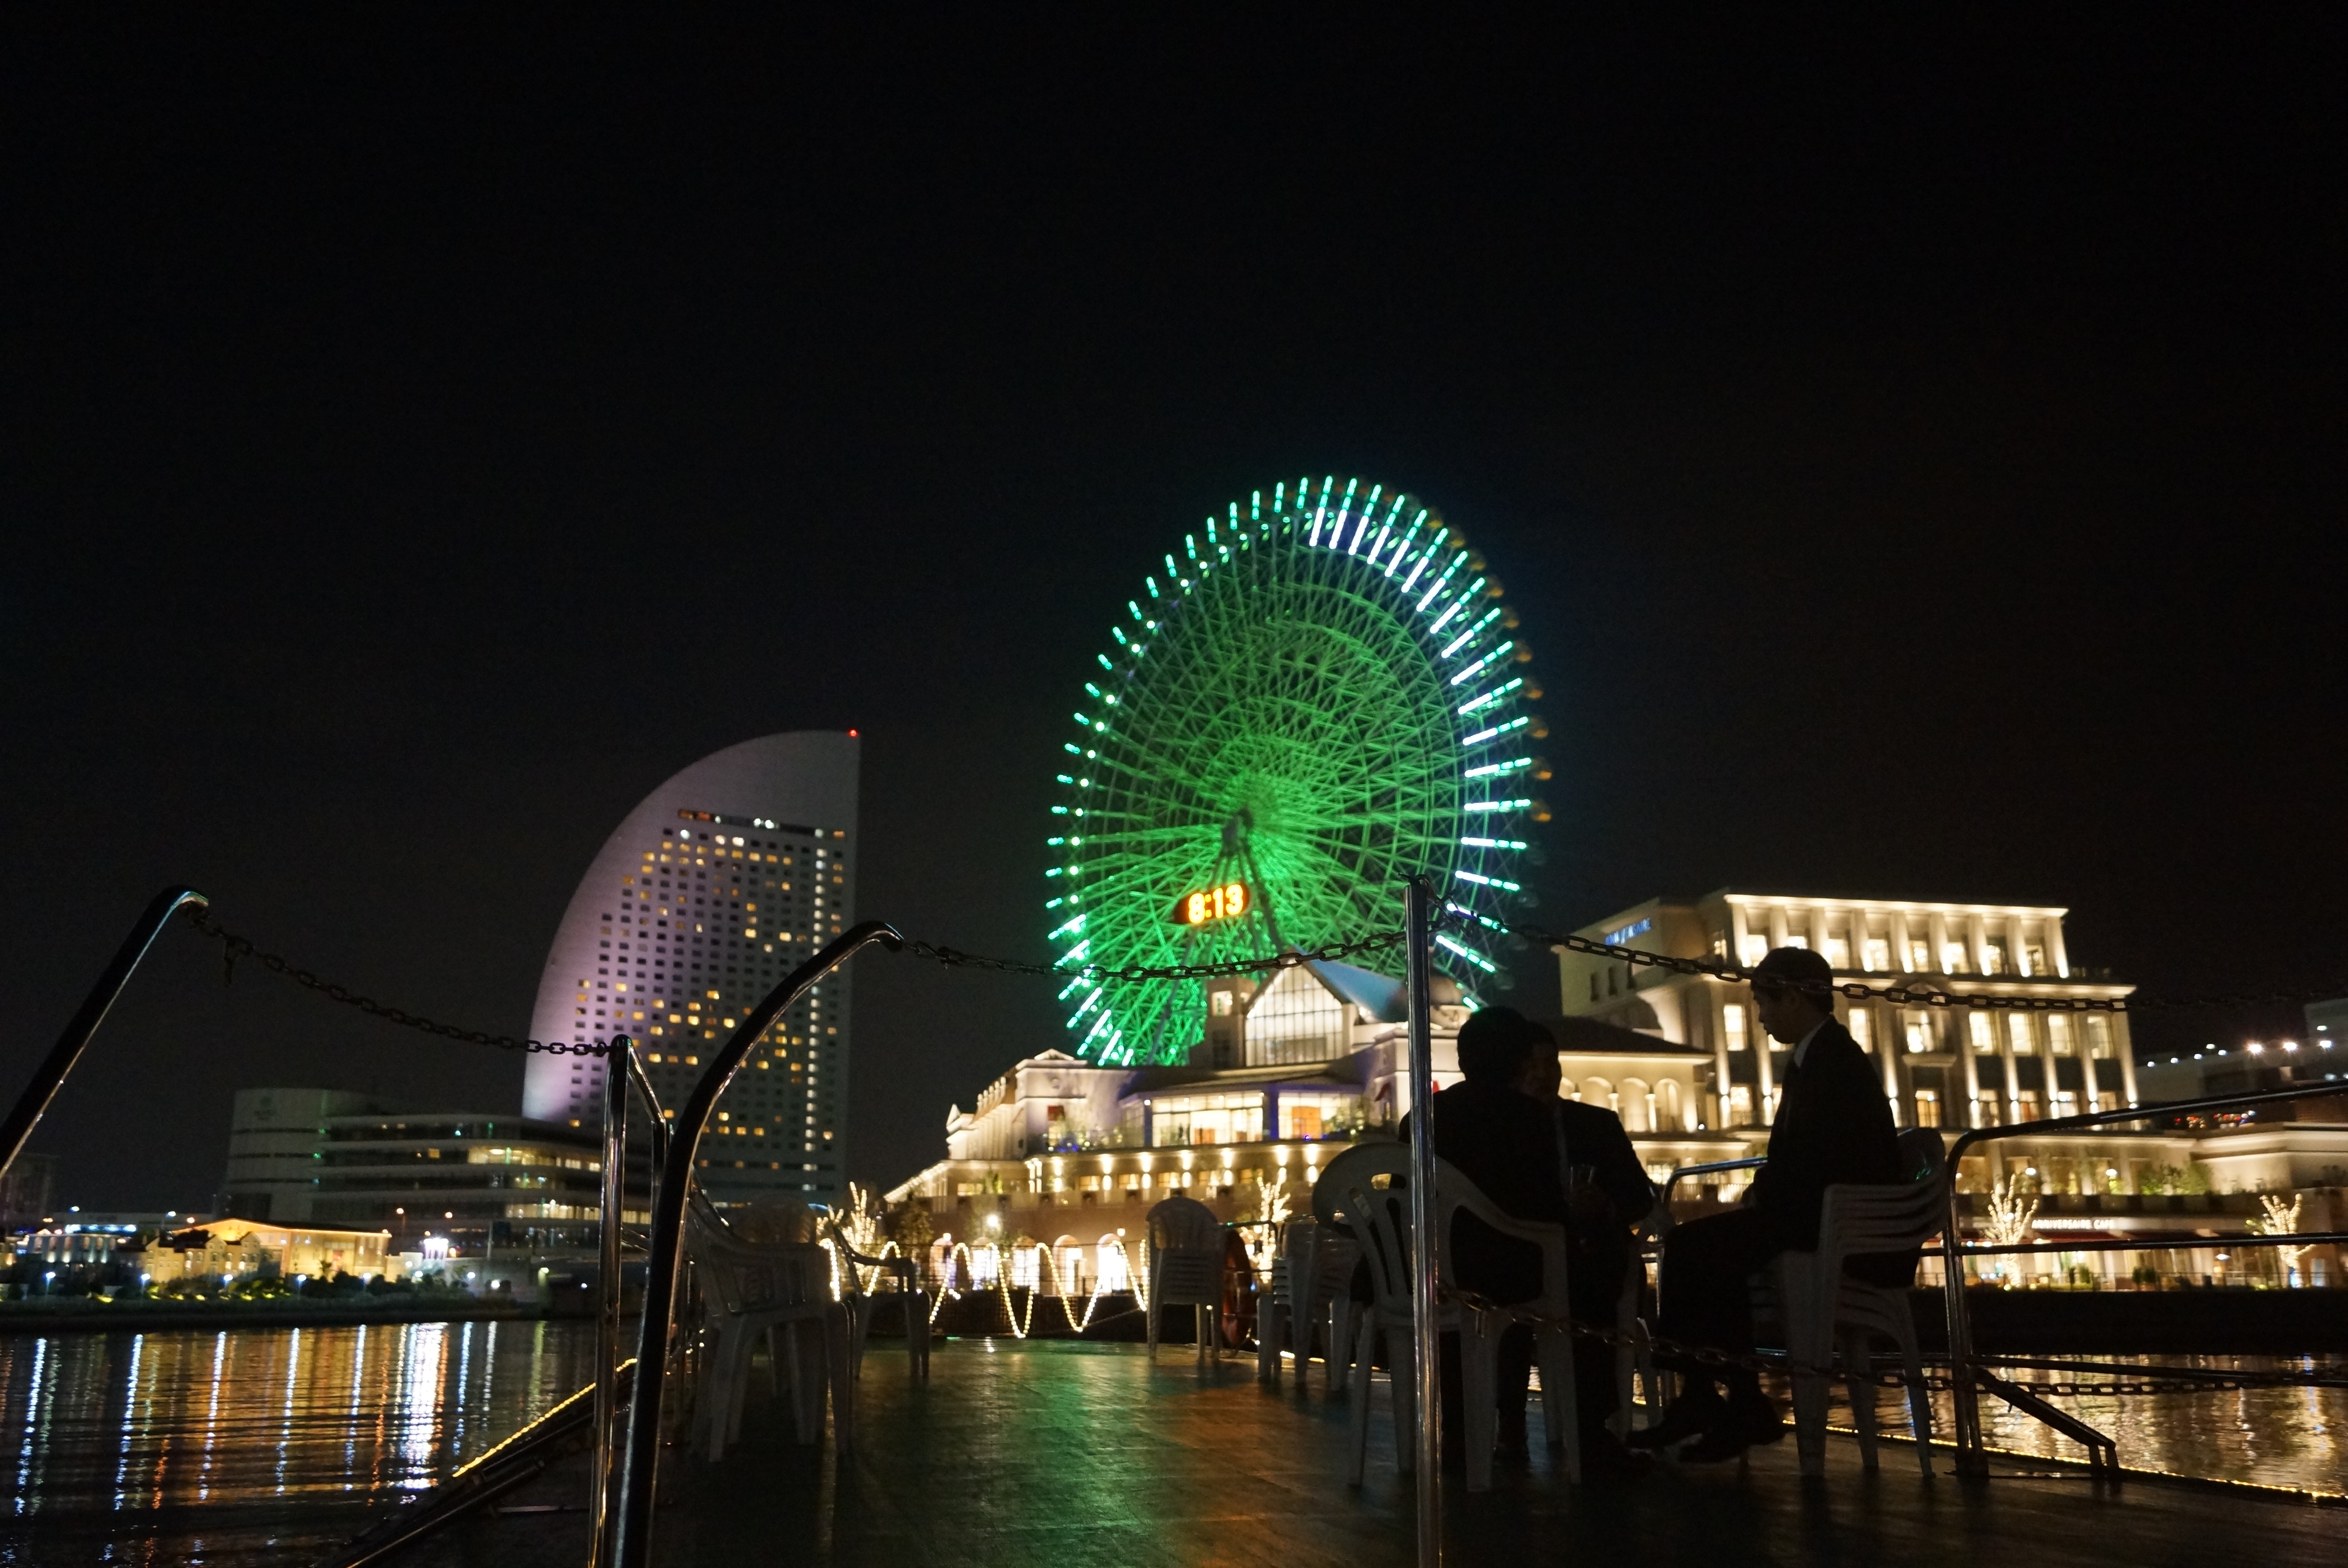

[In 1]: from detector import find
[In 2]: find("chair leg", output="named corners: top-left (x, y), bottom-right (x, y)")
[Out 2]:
top-left (1146, 1273), bottom-right (1160, 1361)
top-left (1841, 1328), bottom-right (1878, 1472)
top-left (1778, 1275), bottom-right (1832, 1479)
top-left (1611, 1288), bottom-right (1638, 1440)
top-left (787, 1320), bottom-right (823, 1446)
top-left (1327, 1297), bottom-right (1353, 1395)
top-left (1629, 1318), bottom-right (1658, 1436)
top-left (1346, 1314), bottom-right (1377, 1487)
top-left (1897, 1324), bottom-right (1933, 1476)
top-left (1387, 1325), bottom-right (1416, 1476)
top-left (1196, 1303), bottom-right (1211, 1375)
top-left (1258, 1301), bottom-right (1286, 1384)
top-left (1462, 1314), bottom-right (1499, 1493)
top-left (906, 1290), bottom-right (931, 1381)
top-left (826, 1303), bottom-right (856, 1455)
top-left (1535, 1324), bottom-right (1580, 1483)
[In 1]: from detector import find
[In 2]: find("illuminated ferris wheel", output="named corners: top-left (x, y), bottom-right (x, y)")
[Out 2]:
top-left (1046, 476), bottom-right (1548, 1066)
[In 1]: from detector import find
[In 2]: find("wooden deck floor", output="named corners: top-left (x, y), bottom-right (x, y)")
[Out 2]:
top-left (420, 1338), bottom-right (2344, 1568)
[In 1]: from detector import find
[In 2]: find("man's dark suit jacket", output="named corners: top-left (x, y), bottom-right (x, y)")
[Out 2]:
top-left (1747, 1017), bottom-right (1914, 1283)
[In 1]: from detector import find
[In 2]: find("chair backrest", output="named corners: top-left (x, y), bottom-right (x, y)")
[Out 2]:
top-left (728, 1199), bottom-right (820, 1246)
top-left (1434, 1159), bottom-right (1572, 1314)
top-left (1309, 1142), bottom-right (1403, 1226)
top-left (1146, 1194), bottom-right (1222, 1252)
top-left (1311, 1142), bottom-right (1412, 1314)
top-left (1816, 1132), bottom-right (1952, 1265)
top-left (689, 1226), bottom-right (829, 1318)
top-left (1145, 1194), bottom-right (1226, 1306)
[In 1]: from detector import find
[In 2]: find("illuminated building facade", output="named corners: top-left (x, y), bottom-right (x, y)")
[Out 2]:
top-left (1557, 891), bottom-right (2142, 1133)
top-left (523, 731), bottom-right (861, 1205)
top-left (217, 1086), bottom-right (622, 1251)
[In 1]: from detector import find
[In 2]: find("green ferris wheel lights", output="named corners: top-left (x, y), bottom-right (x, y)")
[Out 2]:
top-left (1044, 477), bottom-right (1546, 1067)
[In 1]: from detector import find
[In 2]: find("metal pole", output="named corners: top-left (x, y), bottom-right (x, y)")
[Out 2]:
top-left (0, 886), bottom-right (208, 1182)
top-left (610, 921), bottom-right (902, 1568)
top-left (1940, 1149), bottom-right (1983, 1474)
top-left (1403, 879), bottom-right (1441, 1567)
top-left (588, 1035), bottom-right (630, 1568)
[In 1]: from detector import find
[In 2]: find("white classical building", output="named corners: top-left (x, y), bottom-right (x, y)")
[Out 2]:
top-left (523, 731), bottom-right (861, 1204)
top-left (1556, 890), bottom-right (2141, 1134)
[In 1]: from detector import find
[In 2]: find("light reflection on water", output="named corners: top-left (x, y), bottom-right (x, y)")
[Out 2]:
top-left (1895, 1355), bottom-right (2346, 1494)
top-left (0, 1320), bottom-right (596, 1566)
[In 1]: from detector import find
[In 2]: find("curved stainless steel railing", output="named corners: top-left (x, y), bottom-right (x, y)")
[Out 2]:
top-left (0, 886), bottom-right (210, 1183)
top-left (607, 919), bottom-right (903, 1568)
top-left (1938, 1077), bottom-right (2348, 1473)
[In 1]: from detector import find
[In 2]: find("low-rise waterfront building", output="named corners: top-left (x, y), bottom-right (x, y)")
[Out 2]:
top-left (218, 1087), bottom-right (635, 1252)
top-left (136, 1218), bottom-right (395, 1286)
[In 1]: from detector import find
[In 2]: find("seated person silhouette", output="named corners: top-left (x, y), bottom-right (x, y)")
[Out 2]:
top-left (1631, 945), bottom-right (1914, 1462)
top-left (1396, 1006), bottom-right (1652, 1474)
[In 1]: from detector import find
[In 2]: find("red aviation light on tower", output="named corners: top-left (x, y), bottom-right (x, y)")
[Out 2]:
top-left (1170, 880), bottom-right (1249, 926)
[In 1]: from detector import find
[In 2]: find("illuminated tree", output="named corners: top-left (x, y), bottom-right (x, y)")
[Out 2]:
top-left (1048, 477), bottom-right (1546, 1064)
top-left (2251, 1193), bottom-right (2307, 1285)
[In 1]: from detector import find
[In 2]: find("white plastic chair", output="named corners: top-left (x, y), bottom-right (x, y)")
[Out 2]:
top-left (824, 1218), bottom-right (931, 1384)
top-left (1319, 1142), bottom-right (1582, 1493)
top-left (1757, 1127), bottom-right (1946, 1478)
top-left (687, 1229), bottom-right (851, 1459)
top-left (1256, 1219), bottom-right (1360, 1389)
top-left (1145, 1195), bottom-right (1225, 1374)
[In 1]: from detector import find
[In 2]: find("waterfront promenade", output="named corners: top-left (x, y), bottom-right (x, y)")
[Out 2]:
top-left (413, 1339), bottom-right (2342, 1568)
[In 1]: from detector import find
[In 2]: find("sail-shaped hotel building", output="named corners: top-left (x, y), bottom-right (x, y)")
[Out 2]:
top-left (523, 731), bottom-right (859, 1204)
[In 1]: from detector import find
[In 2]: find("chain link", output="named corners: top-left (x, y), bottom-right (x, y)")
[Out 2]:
top-left (182, 907), bottom-right (611, 1056)
top-left (177, 889), bottom-right (2348, 1063)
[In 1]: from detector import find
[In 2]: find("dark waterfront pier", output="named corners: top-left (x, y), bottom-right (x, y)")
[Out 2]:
top-left (395, 1339), bottom-right (2340, 1568)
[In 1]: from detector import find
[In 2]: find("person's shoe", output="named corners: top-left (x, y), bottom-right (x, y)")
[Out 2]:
top-left (1624, 1387), bottom-right (1724, 1451)
top-left (1494, 1435), bottom-right (1532, 1466)
top-left (1677, 1396), bottom-right (1785, 1463)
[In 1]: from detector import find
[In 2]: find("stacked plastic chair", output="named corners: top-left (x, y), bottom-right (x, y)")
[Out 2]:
top-left (1144, 1194), bottom-right (1227, 1374)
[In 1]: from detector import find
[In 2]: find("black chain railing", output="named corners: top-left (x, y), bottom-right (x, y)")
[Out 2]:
top-left (178, 896), bottom-right (2348, 1064)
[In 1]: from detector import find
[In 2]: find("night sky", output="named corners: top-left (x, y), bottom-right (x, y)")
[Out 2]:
top-left (4, 15), bottom-right (2341, 1212)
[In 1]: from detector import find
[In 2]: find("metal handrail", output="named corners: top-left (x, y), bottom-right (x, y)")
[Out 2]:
top-left (609, 920), bottom-right (902, 1568)
top-left (1659, 1156), bottom-right (1766, 1202)
top-left (1940, 1077), bottom-right (2348, 1474)
top-left (0, 886), bottom-right (209, 1183)
top-left (1927, 1230), bottom-right (2348, 1259)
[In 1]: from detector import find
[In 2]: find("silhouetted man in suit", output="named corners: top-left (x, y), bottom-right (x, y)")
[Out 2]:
top-left (1630, 946), bottom-right (1910, 1462)
top-left (1399, 1007), bottom-right (1652, 1474)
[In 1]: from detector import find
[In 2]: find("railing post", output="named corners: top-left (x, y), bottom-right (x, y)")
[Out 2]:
top-left (0, 887), bottom-right (209, 1183)
top-left (1403, 879), bottom-right (1441, 1567)
top-left (1941, 1128), bottom-right (1985, 1474)
top-left (609, 921), bottom-right (902, 1568)
top-left (588, 1036), bottom-right (630, 1568)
